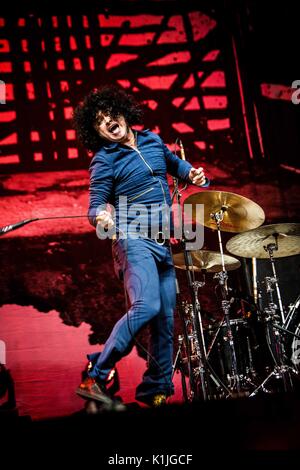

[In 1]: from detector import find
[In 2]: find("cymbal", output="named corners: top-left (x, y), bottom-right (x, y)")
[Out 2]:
top-left (173, 250), bottom-right (241, 273)
top-left (226, 223), bottom-right (300, 259)
top-left (184, 190), bottom-right (265, 232)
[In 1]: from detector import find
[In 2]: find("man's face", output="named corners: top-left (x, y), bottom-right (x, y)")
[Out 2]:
top-left (94, 112), bottom-right (129, 143)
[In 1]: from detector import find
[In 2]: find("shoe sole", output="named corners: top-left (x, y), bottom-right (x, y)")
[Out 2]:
top-left (75, 388), bottom-right (113, 405)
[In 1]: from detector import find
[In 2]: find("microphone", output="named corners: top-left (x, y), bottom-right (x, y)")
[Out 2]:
top-left (0, 218), bottom-right (38, 236)
top-left (179, 140), bottom-right (186, 160)
top-left (0, 215), bottom-right (89, 237)
top-left (0, 215), bottom-right (91, 237)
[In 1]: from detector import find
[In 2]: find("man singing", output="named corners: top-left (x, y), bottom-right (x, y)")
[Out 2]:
top-left (73, 85), bottom-right (209, 407)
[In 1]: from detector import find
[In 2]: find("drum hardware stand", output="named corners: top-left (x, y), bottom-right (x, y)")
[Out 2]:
top-left (264, 238), bottom-right (285, 323)
top-left (249, 270), bottom-right (299, 397)
top-left (171, 178), bottom-right (230, 401)
top-left (206, 314), bottom-right (226, 359)
top-left (206, 309), bottom-right (259, 392)
top-left (282, 294), bottom-right (300, 336)
top-left (170, 175), bottom-right (199, 401)
top-left (211, 208), bottom-right (241, 394)
top-left (271, 323), bottom-right (300, 341)
top-left (172, 334), bottom-right (189, 402)
top-left (182, 241), bottom-right (231, 400)
top-left (171, 175), bottom-right (199, 401)
top-left (245, 335), bottom-right (258, 384)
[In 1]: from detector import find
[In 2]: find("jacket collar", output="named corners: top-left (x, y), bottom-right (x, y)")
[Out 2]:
top-left (102, 128), bottom-right (149, 151)
top-left (103, 141), bottom-right (118, 150)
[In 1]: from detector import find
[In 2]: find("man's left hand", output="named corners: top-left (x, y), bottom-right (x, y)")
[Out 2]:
top-left (189, 167), bottom-right (206, 186)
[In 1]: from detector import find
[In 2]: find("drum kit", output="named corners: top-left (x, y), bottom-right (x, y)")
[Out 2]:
top-left (172, 190), bottom-right (300, 401)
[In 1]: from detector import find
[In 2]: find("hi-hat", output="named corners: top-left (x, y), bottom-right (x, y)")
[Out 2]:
top-left (173, 250), bottom-right (241, 272)
top-left (226, 223), bottom-right (300, 259)
top-left (184, 190), bottom-right (265, 232)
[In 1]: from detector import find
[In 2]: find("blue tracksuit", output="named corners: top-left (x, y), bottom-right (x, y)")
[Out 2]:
top-left (88, 129), bottom-right (194, 233)
top-left (87, 129), bottom-right (205, 401)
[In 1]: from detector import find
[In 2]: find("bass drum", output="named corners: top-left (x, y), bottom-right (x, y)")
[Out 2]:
top-left (284, 294), bottom-right (300, 370)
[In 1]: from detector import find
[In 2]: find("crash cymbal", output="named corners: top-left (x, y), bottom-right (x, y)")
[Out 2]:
top-left (226, 223), bottom-right (300, 259)
top-left (184, 190), bottom-right (265, 232)
top-left (173, 250), bottom-right (241, 273)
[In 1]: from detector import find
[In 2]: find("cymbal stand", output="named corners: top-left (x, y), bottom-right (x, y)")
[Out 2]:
top-left (171, 178), bottom-right (230, 400)
top-left (171, 334), bottom-right (189, 402)
top-left (262, 241), bottom-right (300, 356)
top-left (183, 255), bottom-right (209, 400)
top-left (211, 209), bottom-right (241, 394)
top-left (182, 245), bottom-right (231, 400)
top-left (170, 176), bottom-right (199, 400)
top-left (249, 245), bottom-right (298, 396)
top-left (264, 238), bottom-right (285, 323)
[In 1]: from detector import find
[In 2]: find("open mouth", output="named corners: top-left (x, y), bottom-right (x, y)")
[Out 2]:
top-left (108, 123), bottom-right (119, 134)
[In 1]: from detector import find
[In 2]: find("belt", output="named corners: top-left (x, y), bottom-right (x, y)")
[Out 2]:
top-left (154, 231), bottom-right (170, 246)
top-left (111, 232), bottom-right (170, 246)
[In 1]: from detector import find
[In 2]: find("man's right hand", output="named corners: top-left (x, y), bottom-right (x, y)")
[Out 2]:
top-left (96, 210), bottom-right (114, 229)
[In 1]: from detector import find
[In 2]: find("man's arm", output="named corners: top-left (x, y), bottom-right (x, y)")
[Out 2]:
top-left (162, 140), bottom-right (192, 181)
top-left (160, 137), bottom-right (210, 187)
top-left (88, 154), bottom-right (114, 227)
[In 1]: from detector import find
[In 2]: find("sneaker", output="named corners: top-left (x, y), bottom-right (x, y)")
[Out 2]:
top-left (151, 393), bottom-right (167, 407)
top-left (136, 392), bottom-right (169, 407)
top-left (82, 356), bottom-right (116, 385)
top-left (76, 377), bottom-right (113, 405)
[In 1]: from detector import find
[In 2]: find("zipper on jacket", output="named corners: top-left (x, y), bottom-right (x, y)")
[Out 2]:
top-left (128, 187), bottom-right (154, 202)
top-left (133, 143), bottom-right (166, 205)
top-left (134, 148), bottom-right (154, 176)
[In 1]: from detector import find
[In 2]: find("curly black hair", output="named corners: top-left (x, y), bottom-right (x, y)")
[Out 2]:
top-left (72, 85), bottom-right (144, 152)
